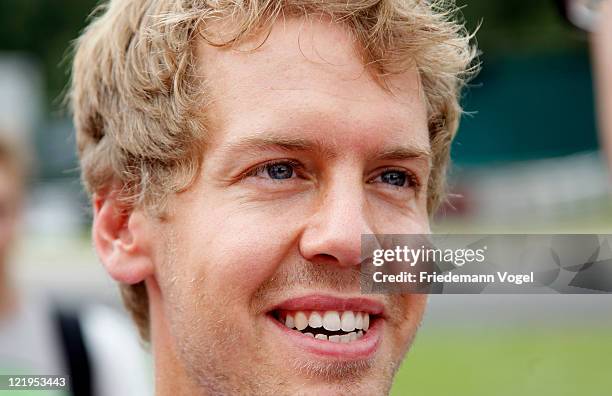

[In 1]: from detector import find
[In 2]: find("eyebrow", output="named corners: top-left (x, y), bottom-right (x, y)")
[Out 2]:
top-left (224, 134), bottom-right (321, 153)
top-left (376, 146), bottom-right (432, 164)
top-left (219, 132), bottom-right (432, 163)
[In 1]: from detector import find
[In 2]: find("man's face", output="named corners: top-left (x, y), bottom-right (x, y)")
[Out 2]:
top-left (148, 17), bottom-right (430, 395)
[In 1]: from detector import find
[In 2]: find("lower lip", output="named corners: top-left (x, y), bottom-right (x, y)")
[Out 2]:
top-left (267, 314), bottom-right (382, 360)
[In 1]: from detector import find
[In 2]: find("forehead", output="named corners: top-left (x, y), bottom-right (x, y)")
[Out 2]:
top-left (196, 16), bottom-right (429, 152)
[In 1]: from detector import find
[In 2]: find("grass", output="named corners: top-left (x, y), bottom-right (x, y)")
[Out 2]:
top-left (391, 327), bottom-right (612, 396)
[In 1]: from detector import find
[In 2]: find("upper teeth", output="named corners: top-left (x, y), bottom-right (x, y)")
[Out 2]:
top-left (341, 311), bottom-right (355, 332)
top-left (295, 311), bottom-right (308, 331)
top-left (309, 311), bottom-right (323, 328)
top-left (322, 311), bottom-right (341, 331)
top-left (283, 311), bottom-right (370, 332)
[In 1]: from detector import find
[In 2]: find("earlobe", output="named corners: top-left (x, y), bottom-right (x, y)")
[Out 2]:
top-left (92, 192), bottom-right (155, 285)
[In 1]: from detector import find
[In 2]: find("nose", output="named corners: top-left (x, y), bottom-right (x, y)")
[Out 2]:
top-left (299, 175), bottom-right (374, 268)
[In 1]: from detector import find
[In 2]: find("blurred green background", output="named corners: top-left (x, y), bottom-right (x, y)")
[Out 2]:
top-left (392, 326), bottom-right (612, 396)
top-left (0, 1), bottom-right (610, 396)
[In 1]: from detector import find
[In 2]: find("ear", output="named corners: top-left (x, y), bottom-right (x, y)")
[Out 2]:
top-left (92, 191), bottom-right (155, 285)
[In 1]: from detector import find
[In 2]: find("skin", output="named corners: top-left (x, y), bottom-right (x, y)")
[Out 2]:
top-left (0, 163), bottom-right (22, 317)
top-left (94, 17), bottom-right (431, 395)
top-left (591, 0), bottom-right (612, 180)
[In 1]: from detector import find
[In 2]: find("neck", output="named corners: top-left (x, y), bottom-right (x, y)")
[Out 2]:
top-left (146, 277), bottom-right (201, 396)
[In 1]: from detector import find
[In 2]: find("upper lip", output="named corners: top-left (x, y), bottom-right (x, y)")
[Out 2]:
top-left (268, 294), bottom-right (385, 317)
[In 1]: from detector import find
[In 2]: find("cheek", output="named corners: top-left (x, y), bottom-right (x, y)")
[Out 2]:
top-left (368, 201), bottom-right (430, 234)
top-left (386, 294), bottom-right (427, 359)
top-left (161, 197), bottom-right (307, 310)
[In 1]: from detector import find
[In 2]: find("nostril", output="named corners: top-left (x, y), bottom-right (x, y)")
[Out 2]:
top-left (315, 253), bottom-right (337, 262)
top-left (309, 252), bottom-right (363, 268)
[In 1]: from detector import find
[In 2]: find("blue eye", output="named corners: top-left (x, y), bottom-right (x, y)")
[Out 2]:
top-left (245, 160), bottom-right (302, 182)
top-left (380, 170), bottom-right (407, 187)
top-left (266, 163), bottom-right (294, 180)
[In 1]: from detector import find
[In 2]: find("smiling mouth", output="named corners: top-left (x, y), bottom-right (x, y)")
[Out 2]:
top-left (266, 295), bottom-right (385, 359)
top-left (271, 310), bottom-right (373, 342)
